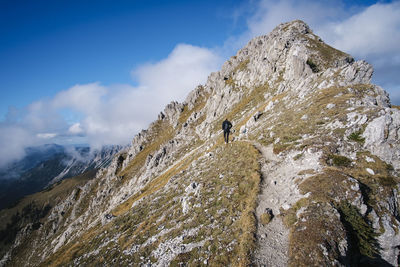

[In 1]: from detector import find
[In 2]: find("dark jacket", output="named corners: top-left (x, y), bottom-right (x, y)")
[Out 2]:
top-left (222, 120), bottom-right (232, 132)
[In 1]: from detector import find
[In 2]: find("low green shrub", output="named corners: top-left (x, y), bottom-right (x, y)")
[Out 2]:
top-left (306, 59), bottom-right (319, 73)
top-left (327, 154), bottom-right (352, 167)
top-left (338, 201), bottom-right (379, 259)
top-left (348, 131), bottom-right (365, 144)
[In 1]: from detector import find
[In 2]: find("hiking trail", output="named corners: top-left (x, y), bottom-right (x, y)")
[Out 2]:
top-left (253, 143), bottom-right (289, 267)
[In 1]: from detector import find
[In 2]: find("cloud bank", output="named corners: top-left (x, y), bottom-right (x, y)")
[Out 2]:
top-left (0, 44), bottom-right (222, 167)
top-left (323, 2), bottom-right (400, 58)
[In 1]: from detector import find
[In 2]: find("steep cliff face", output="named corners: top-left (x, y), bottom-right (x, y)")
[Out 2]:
top-left (1, 20), bottom-right (399, 267)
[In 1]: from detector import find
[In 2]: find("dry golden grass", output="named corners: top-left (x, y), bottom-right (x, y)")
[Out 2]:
top-left (236, 92), bottom-right (286, 135)
top-left (119, 120), bottom-right (175, 181)
top-left (178, 86), bottom-right (209, 126)
top-left (299, 169), bottom-right (351, 203)
top-left (113, 152), bottom-right (196, 216)
top-left (40, 141), bottom-right (262, 266)
top-left (287, 149), bottom-right (399, 266)
top-left (256, 83), bottom-right (377, 153)
top-left (265, 83), bottom-right (394, 265)
top-left (305, 34), bottom-right (349, 70)
top-left (213, 82), bottom-right (279, 135)
top-left (288, 202), bottom-right (346, 267)
top-left (349, 152), bottom-right (398, 204)
top-left (235, 59), bottom-right (250, 72)
top-left (213, 142), bottom-right (261, 266)
top-left (39, 223), bottom-right (102, 267)
top-left (260, 213), bottom-right (272, 225)
top-left (9, 43), bottom-right (390, 266)
top-left (280, 198), bottom-right (309, 228)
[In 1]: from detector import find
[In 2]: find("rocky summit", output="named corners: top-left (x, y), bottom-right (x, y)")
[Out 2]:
top-left (1, 20), bottom-right (399, 266)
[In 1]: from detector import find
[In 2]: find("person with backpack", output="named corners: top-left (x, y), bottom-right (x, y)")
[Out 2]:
top-left (222, 118), bottom-right (232, 144)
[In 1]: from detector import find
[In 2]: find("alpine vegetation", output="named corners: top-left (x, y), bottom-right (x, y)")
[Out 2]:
top-left (1, 20), bottom-right (399, 267)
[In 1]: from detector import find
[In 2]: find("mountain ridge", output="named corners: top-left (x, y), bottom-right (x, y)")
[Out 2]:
top-left (1, 20), bottom-right (399, 266)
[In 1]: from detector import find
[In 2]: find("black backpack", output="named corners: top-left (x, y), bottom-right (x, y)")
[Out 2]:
top-left (223, 121), bottom-right (231, 131)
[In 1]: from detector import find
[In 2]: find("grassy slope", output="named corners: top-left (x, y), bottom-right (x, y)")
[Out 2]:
top-left (40, 141), bottom-right (261, 266)
top-left (38, 73), bottom-right (274, 266)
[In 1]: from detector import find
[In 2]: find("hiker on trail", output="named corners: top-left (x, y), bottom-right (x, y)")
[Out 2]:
top-left (222, 119), bottom-right (232, 144)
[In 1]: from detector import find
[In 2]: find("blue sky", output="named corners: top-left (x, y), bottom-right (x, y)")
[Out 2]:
top-left (0, 0), bottom-right (399, 166)
top-left (0, 0), bottom-right (243, 116)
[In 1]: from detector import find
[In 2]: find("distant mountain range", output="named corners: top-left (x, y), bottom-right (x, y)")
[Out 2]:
top-left (0, 144), bottom-right (122, 210)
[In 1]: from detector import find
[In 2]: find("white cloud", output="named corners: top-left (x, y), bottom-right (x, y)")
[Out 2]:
top-left (51, 83), bottom-right (107, 114)
top-left (0, 44), bottom-right (222, 166)
top-left (68, 123), bottom-right (83, 134)
top-left (321, 2), bottom-right (400, 58)
top-left (133, 44), bottom-right (222, 103)
top-left (37, 133), bottom-right (57, 139)
top-left (81, 44), bottom-right (222, 149)
top-left (235, 0), bottom-right (397, 56)
top-left (0, 124), bottom-right (35, 168)
top-left (224, 0), bottom-right (348, 53)
top-left (232, 0), bottom-right (400, 104)
top-left (0, 100), bottom-right (68, 167)
top-left (316, 1), bottom-right (400, 98)
top-left (247, 0), bottom-right (346, 38)
top-left (62, 44), bottom-right (222, 150)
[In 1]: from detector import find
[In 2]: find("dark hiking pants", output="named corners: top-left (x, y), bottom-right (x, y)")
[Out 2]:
top-left (224, 130), bottom-right (230, 143)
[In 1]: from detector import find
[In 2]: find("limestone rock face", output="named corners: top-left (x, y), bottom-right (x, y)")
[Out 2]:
top-left (363, 109), bottom-right (400, 170)
top-left (195, 20), bottom-right (366, 140)
top-left (1, 20), bottom-right (399, 267)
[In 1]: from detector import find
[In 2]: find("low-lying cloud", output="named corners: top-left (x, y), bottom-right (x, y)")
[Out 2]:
top-left (0, 124), bottom-right (34, 168)
top-left (0, 44), bottom-right (222, 167)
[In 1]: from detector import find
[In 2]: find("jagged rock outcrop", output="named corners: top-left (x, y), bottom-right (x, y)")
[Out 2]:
top-left (1, 20), bottom-right (399, 267)
top-left (363, 109), bottom-right (400, 169)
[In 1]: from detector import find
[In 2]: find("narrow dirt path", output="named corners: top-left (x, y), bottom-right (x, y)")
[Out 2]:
top-left (250, 142), bottom-right (322, 266)
top-left (252, 143), bottom-right (290, 267)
